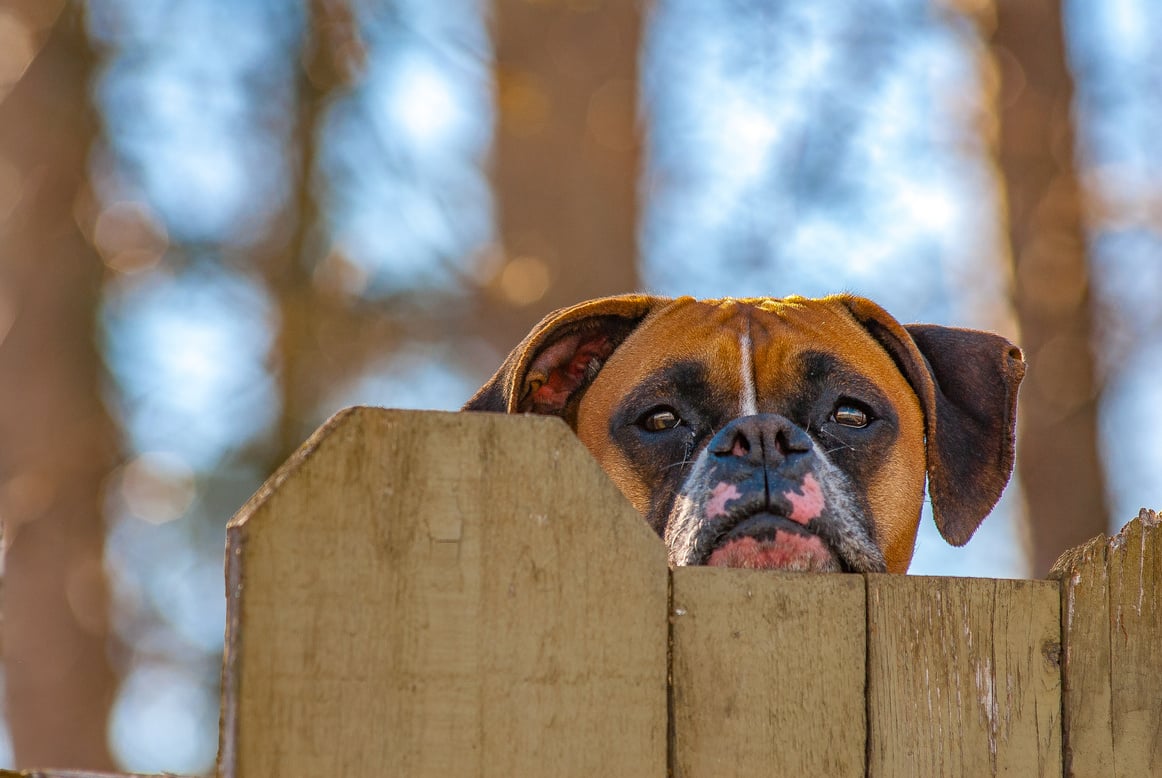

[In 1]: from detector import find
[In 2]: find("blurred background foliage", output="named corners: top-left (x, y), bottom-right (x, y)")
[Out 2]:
top-left (0, 0), bottom-right (1159, 771)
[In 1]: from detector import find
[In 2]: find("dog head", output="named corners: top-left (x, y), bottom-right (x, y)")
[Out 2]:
top-left (464, 295), bottom-right (1024, 573)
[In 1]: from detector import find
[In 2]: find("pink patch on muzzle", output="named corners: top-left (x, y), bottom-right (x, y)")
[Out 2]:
top-left (785, 472), bottom-right (824, 525)
top-left (706, 482), bottom-right (742, 519)
top-left (706, 531), bottom-right (838, 572)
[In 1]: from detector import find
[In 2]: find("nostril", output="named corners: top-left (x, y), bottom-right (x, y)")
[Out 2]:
top-left (712, 428), bottom-right (752, 458)
top-left (710, 415), bottom-right (811, 467)
top-left (780, 429), bottom-right (808, 455)
top-left (776, 427), bottom-right (811, 455)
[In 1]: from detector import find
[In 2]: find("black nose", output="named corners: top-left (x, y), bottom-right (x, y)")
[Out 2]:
top-left (708, 414), bottom-right (813, 467)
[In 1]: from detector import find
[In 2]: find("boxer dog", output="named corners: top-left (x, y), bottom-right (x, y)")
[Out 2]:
top-left (464, 295), bottom-right (1024, 574)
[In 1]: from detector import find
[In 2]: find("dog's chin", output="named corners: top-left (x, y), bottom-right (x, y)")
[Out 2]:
top-left (705, 513), bottom-right (842, 572)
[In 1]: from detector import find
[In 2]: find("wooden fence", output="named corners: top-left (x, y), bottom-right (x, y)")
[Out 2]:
top-left (5, 408), bottom-right (1160, 777)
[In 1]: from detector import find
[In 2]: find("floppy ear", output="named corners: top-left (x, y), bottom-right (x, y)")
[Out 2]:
top-left (843, 297), bottom-right (1026, 546)
top-left (464, 295), bottom-right (665, 424)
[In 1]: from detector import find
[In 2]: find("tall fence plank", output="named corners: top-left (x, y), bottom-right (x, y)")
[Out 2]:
top-left (1052, 533), bottom-right (1112, 777)
top-left (219, 408), bottom-right (669, 778)
top-left (867, 576), bottom-right (1061, 777)
top-left (670, 569), bottom-right (865, 777)
top-left (1056, 509), bottom-right (1162, 777)
top-left (1106, 510), bottom-right (1162, 776)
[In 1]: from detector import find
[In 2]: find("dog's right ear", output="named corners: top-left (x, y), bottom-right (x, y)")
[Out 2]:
top-left (464, 295), bottom-right (663, 422)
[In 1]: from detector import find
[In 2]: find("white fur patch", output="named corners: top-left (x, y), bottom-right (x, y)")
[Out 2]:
top-left (739, 328), bottom-right (758, 416)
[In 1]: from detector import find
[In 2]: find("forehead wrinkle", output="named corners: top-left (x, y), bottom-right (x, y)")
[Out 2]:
top-left (580, 305), bottom-right (743, 432)
top-left (600, 298), bottom-right (861, 418)
top-left (745, 301), bottom-right (914, 395)
top-left (629, 299), bottom-right (751, 397)
top-left (662, 301), bottom-right (802, 416)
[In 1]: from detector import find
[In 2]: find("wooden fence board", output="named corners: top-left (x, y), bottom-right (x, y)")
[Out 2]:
top-left (867, 576), bottom-right (1061, 777)
top-left (1106, 510), bottom-right (1162, 777)
top-left (220, 408), bottom-right (669, 778)
top-left (1054, 509), bottom-right (1162, 778)
top-left (1051, 533), bottom-right (1112, 778)
top-left (670, 568), bottom-right (865, 777)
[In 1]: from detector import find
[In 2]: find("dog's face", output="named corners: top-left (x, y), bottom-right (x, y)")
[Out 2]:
top-left (574, 298), bottom-right (927, 573)
top-left (465, 295), bottom-right (1024, 574)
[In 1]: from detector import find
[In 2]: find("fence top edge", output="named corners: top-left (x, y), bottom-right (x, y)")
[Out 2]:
top-left (1049, 507), bottom-right (1160, 581)
top-left (225, 405), bottom-right (362, 532)
top-left (221, 408), bottom-right (627, 543)
top-left (224, 406), bottom-right (596, 534)
top-left (225, 407), bottom-right (1162, 587)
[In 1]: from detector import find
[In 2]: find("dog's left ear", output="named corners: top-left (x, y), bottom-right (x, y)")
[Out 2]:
top-left (842, 297), bottom-right (1026, 546)
top-left (464, 295), bottom-right (664, 423)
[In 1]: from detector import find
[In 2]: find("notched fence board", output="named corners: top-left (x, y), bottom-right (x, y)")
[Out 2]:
top-left (867, 576), bottom-right (1061, 778)
top-left (1054, 509), bottom-right (1162, 778)
top-left (1051, 532), bottom-right (1112, 777)
top-left (220, 408), bottom-right (669, 778)
top-left (1106, 510), bottom-right (1162, 777)
top-left (669, 568), bottom-right (865, 777)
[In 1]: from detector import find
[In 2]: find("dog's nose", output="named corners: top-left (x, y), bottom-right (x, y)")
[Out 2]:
top-left (709, 414), bottom-right (813, 466)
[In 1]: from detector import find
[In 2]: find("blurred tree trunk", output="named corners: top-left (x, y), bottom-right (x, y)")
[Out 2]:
top-left (263, 0), bottom-right (370, 462)
top-left (976, 0), bottom-right (1109, 575)
top-left (482, 0), bottom-right (642, 349)
top-left (0, 3), bottom-right (119, 768)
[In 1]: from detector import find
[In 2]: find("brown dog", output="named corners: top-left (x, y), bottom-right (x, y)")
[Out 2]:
top-left (464, 295), bottom-right (1024, 573)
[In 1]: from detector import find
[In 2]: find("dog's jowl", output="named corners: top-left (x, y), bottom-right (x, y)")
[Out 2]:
top-left (465, 295), bottom-right (1024, 574)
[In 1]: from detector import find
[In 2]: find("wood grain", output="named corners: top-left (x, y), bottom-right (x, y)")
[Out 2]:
top-left (220, 408), bottom-right (669, 778)
top-left (670, 568), bottom-right (865, 777)
top-left (867, 575), bottom-right (1061, 777)
top-left (1052, 532), bottom-right (1113, 777)
top-left (1105, 510), bottom-right (1162, 777)
top-left (1054, 510), bottom-right (1162, 777)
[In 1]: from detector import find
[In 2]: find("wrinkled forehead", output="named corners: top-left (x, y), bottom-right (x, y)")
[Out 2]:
top-left (604, 296), bottom-right (906, 389)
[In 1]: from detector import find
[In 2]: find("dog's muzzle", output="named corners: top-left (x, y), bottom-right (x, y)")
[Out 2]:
top-left (663, 414), bottom-right (848, 570)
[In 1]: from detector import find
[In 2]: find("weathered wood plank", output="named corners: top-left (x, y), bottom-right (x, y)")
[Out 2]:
top-left (220, 408), bottom-right (669, 778)
top-left (1050, 532), bottom-right (1112, 777)
top-left (1105, 509), bottom-right (1162, 777)
top-left (1053, 509), bottom-right (1162, 777)
top-left (867, 576), bottom-right (1061, 777)
top-left (670, 569), bottom-right (865, 777)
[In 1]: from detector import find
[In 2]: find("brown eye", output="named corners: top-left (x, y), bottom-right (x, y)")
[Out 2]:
top-left (833, 403), bottom-right (869, 428)
top-left (640, 408), bottom-right (681, 431)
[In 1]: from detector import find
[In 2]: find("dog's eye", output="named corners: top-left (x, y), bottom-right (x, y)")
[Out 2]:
top-left (639, 407), bottom-right (681, 432)
top-left (833, 403), bottom-right (870, 428)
